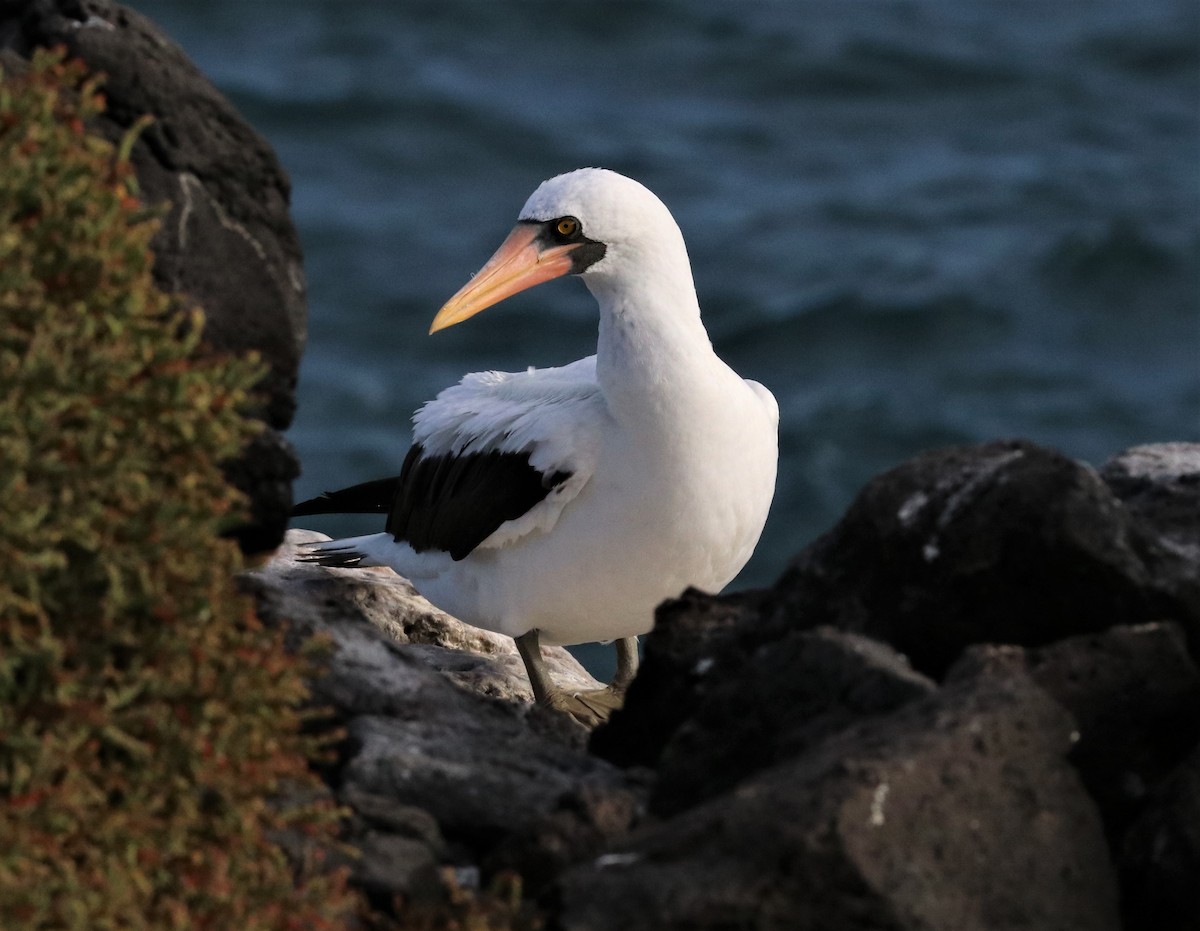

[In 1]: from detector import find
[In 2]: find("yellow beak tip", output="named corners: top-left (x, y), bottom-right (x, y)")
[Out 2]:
top-left (428, 309), bottom-right (456, 335)
top-left (425, 223), bottom-right (575, 336)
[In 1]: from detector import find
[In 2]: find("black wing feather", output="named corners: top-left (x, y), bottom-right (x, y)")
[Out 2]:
top-left (386, 444), bottom-right (571, 560)
top-left (293, 444), bottom-right (572, 562)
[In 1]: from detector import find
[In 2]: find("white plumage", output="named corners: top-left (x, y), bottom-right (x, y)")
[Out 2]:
top-left (298, 168), bottom-right (778, 719)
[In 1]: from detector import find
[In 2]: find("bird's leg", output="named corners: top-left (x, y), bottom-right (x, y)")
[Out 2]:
top-left (515, 628), bottom-right (601, 724)
top-left (514, 628), bottom-right (558, 706)
top-left (610, 635), bottom-right (640, 692)
top-left (514, 630), bottom-right (640, 728)
top-left (567, 636), bottom-right (640, 722)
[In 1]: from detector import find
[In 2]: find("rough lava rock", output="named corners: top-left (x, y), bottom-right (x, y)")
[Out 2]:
top-left (648, 627), bottom-right (937, 816)
top-left (595, 441), bottom-right (1199, 931)
top-left (770, 438), bottom-right (1200, 677)
top-left (1003, 623), bottom-right (1198, 843)
top-left (591, 587), bottom-right (767, 770)
top-left (598, 440), bottom-right (1200, 774)
top-left (242, 530), bottom-right (637, 910)
top-left (0, 0), bottom-right (306, 552)
top-left (1120, 744), bottom-right (1200, 931)
top-left (953, 626), bottom-right (1200, 931)
top-left (1101, 442), bottom-right (1200, 568)
top-left (563, 661), bottom-right (1121, 931)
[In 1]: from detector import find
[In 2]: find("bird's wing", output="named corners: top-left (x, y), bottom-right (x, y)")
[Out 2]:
top-left (385, 355), bottom-right (605, 560)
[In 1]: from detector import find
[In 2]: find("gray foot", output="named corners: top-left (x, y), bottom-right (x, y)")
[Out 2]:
top-left (514, 630), bottom-right (639, 728)
top-left (545, 684), bottom-right (629, 727)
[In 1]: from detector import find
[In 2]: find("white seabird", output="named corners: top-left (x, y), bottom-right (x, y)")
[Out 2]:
top-left (296, 168), bottom-right (778, 724)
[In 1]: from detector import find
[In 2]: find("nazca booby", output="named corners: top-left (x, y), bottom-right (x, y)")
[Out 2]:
top-left (296, 168), bottom-right (778, 724)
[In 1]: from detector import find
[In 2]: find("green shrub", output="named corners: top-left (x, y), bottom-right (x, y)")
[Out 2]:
top-left (0, 49), bottom-right (356, 928)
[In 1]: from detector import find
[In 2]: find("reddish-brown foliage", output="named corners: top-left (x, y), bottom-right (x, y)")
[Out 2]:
top-left (0, 49), bottom-right (357, 928)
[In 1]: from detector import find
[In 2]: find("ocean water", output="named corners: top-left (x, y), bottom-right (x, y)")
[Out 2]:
top-left (134, 1), bottom-right (1199, 671)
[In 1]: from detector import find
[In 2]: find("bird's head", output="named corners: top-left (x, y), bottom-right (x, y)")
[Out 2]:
top-left (429, 168), bottom-right (687, 334)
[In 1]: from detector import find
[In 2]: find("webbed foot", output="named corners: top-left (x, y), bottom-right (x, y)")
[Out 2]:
top-left (545, 684), bottom-right (628, 727)
top-left (515, 630), bottom-right (640, 728)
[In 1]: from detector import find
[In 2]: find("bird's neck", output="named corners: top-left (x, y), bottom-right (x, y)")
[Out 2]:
top-left (587, 258), bottom-right (723, 424)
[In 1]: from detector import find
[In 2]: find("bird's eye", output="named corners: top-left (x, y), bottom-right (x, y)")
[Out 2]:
top-left (554, 216), bottom-right (580, 240)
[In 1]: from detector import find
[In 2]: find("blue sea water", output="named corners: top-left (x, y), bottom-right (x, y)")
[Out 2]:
top-left (134, 1), bottom-right (1199, 670)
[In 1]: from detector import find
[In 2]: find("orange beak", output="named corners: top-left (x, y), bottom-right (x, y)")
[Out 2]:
top-left (429, 224), bottom-right (581, 334)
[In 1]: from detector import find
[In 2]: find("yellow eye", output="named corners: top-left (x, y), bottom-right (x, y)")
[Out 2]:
top-left (555, 217), bottom-right (579, 238)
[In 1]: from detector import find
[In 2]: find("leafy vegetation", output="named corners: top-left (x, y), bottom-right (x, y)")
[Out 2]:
top-left (0, 49), bottom-right (356, 928)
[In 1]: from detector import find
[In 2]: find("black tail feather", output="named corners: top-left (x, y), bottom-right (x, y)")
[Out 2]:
top-left (292, 476), bottom-right (401, 517)
top-left (295, 545), bottom-right (367, 568)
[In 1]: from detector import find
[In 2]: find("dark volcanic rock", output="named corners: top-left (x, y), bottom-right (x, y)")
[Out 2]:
top-left (1102, 442), bottom-right (1200, 567)
top-left (484, 780), bottom-right (647, 897)
top-left (224, 430), bottom-right (300, 555)
top-left (243, 549), bottom-right (619, 849)
top-left (1, 0), bottom-right (308, 551)
top-left (590, 441), bottom-right (1200, 929)
top-left (1001, 623), bottom-right (1199, 931)
top-left (341, 708), bottom-right (613, 847)
top-left (241, 538), bottom-right (638, 905)
top-left (772, 439), bottom-right (1200, 677)
top-left (950, 625), bottom-right (1200, 916)
top-left (598, 440), bottom-right (1200, 772)
top-left (319, 633), bottom-right (632, 897)
top-left (1025, 623), bottom-right (1200, 841)
top-left (648, 626), bottom-right (936, 816)
top-left (560, 662), bottom-right (1120, 931)
top-left (339, 785), bottom-right (449, 901)
top-left (591, 588), bottom-right (766, 769)
top-left (1120, 745), bottom-right (1200, 931)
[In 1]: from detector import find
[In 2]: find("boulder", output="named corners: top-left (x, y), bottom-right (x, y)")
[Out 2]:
top-left (598, 440), bottom-right (1200, 771)
top-left (241, 531), bottom-right (634, 908)
top-left (592, 441), bottom-right (1200, 930)
top-left (1101, 442), bottom-right (1200, 567)
top-left (647, 626), bottom-right (936, 816)
top-left (951, 625), bottom-right (1200, 931)
top-left (1120, 745), bottom-right (1200, 931)
top-left (0, 0), bottom-right (307, 552)
top-left (560, 661), bottom-right (1120, 931)
top-left (1017, 623), bottom-right (1199, 842)
top-left (337, 784), bottom-right (448, 907)
top-left (590, 588), bottom-right (766, 769)
top-left (483, 779), bottom-right (647, 898)
top-left (770, 439), bottom-right (1200, 677)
